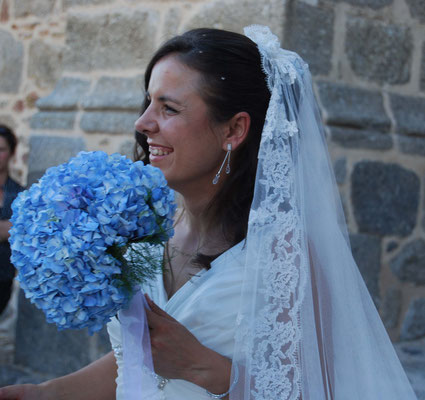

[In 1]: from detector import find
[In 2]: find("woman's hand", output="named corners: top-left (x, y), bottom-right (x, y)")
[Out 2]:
top-left (145, 294), bottom-right (208, 381)
top-left (145, 295), bottom-right (232, 396)
top-left (0, 383), bottom-right (45, 400)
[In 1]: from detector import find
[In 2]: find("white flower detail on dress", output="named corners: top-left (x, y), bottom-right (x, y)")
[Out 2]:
top-left (154, 374), bottom-right (169, 391)
top-left (112, 343), bottom-right (123, 357)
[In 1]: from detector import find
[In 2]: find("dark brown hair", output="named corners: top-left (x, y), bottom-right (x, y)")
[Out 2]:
top-left (135, 28), bottom-right (270, 267)
top-left (0, 125), bottom-right (18, 155)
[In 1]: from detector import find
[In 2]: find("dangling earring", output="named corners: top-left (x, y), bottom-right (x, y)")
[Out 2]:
top-left (212, 143), bottom-right (232, 185)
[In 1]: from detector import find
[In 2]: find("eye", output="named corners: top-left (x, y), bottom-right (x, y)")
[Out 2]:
top-left (164, 104), bottom-right (178, 114)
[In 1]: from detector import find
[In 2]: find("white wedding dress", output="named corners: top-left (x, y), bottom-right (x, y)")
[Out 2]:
top-left (107, 241), bottom-right (245, 399)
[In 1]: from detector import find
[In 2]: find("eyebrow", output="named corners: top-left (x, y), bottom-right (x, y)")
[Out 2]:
top-left (146, 92), bottom-right (183, 106)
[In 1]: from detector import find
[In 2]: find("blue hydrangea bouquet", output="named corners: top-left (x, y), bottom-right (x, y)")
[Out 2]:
top-left (9, 151), bottom-right (175, 334)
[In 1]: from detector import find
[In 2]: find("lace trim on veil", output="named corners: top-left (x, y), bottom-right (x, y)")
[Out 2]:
top-left (237, 25), bottom-right (308, 399)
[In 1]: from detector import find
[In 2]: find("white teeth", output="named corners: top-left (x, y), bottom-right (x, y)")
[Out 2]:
top-left (150, 147), bottom-right (170, 156)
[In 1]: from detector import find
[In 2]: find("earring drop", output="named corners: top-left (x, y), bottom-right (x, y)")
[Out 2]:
top-left (213, 143), bottom-right (232, 185)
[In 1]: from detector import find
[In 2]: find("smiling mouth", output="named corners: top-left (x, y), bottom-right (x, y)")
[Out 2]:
top-left (149, 146), bottom-right (173, 156)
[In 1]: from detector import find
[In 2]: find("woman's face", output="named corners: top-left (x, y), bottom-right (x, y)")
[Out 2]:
top-left (135, 55), bottom-right (226, 193)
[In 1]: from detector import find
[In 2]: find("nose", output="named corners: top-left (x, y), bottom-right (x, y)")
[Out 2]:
top-left (134, 107), bottom-right (159, 136)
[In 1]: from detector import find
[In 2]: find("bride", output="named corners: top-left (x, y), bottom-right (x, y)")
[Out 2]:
top-left (0, 26), bottom-right (417, 400)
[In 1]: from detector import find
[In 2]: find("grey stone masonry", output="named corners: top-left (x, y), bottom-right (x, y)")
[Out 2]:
top-left (330, 127), bottom-right (393, 150)
top-left (0, 30), bottom-right (23, 93)
top-left (14, 292), bottom-right (111, 376)
top-left (30, 111), bottom-right (76, 131)
top-left (317, 82), bottom-right (391, 131)
top-left (28, 40), bottom-right (63, 89)
top-left (421, 43), bottom-right (425, 92)
top-left (401, 298), bottom-right (425, 341)
top-left (334, 0), bottom-right (393, 9)
top-left (350, 233), bottom-right (381, 308)
top-left (14, 0), bottom-right (55, 18)
top-left (406, 0), bottom-right (425, 23)
top-left (27, 135), bottom-right (86, 185)
top-left (381, 287), bottom-right (402, 330)
top-left (81, 76), bottom-right (143, 111)
top-left (390, 94), bottom-right (425, 137)
top-left (63, 9), bottom-right (159, 72)
top-left (80, 111), bottom-right (138, 135)
top-left (396, 340), bottom-right (425, 400)
top-left (351, 162), bottom-right (420, 236)
top-left (423, 178), bottom-right (425, 230)
top-left (390, 239), bottom-right (425, 285)
top-left (399, 136), bottom-right (425, 157)
top-left (36, 77), bottom-right (91, 110)
top-left (63, 0), bottom-right (113, 8)
top-left (283, 2), bottom-right (334, 76)
top-left (346, 18), bottom-right (412, 84)
top-left (0, 365), bottom-right (50, 387)
top-left (386, 241), bottom-right (399, 253)
top-left (120, 140), bottom-right (136, 160)
top-left (392, 92), bottom-right (425, 156)
top-left (184, 0), bottom-right (285, 44)
top-left (333, 158), bottom-right (347, 184)
top-left (163, 8), bottom-right (182, 42)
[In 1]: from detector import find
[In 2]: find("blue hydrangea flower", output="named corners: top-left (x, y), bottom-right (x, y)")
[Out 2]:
top-left (9, 151), bottom-right (175, 334)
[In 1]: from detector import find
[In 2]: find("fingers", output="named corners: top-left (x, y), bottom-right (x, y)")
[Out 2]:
top-left (145, 307), bottom-right (163, 329)
top-left (144, 294), bottom-right (176, 322)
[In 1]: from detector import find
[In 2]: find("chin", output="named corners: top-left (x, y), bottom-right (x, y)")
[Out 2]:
top-left (160, 170), bottom-right (175, 187)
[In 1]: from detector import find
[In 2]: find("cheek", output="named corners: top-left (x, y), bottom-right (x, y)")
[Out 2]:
top-left (162, 119), bottom-right (222, 165)
top-left (182, 138), bottom-right (223, 172)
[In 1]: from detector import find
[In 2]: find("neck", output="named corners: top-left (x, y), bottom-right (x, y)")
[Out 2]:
top-left (179, 194), bottom-right (213, 244)
top-left (173, 183), bottom-right (227, 255)
top-left (173, 174), bottom-right (219, 234)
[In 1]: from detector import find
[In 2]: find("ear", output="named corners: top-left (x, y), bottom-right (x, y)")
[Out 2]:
top-left (221, 111), bottom-right (251, 151)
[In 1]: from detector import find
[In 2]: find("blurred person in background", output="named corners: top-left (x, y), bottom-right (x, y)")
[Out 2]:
top-left (0, 125), bottom-right (24, 316)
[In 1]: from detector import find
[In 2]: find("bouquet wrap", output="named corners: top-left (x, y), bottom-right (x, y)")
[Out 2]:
top-left (120, 290), bottom-right (162, 400)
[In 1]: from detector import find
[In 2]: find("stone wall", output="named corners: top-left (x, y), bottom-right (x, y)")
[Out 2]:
top-left (283, 0), bottom-right (425, 342)
top-left (0, 0), bottom-right (424, 379)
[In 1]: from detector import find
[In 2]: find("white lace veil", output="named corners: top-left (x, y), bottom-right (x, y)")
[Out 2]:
top-left (229, 25), bottom-right (418, 400)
